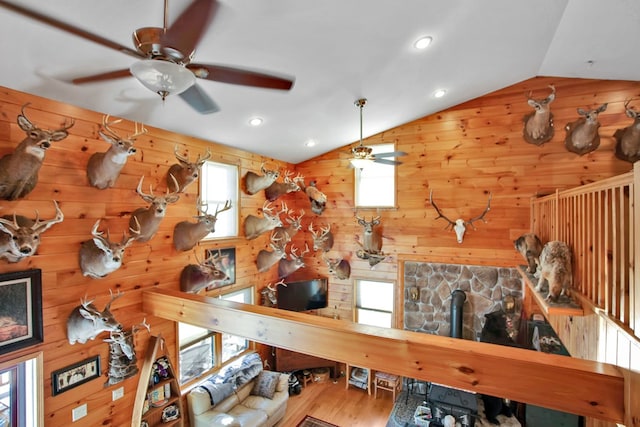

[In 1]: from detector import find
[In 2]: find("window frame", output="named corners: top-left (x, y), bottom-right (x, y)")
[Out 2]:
top-left (0, 351), bottom-right (43, 427)
top-left (199, 160), bottom-right (240, 240)
top-left (353, 278), bottom-right (395, 328)
top-left (178, 286), bottom-right (254, 388)
top-left (354, 142), bottom-right (400, 209)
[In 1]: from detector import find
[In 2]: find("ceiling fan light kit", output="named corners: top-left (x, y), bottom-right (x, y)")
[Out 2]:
top-left (130, 60), bottom-right (196, 101)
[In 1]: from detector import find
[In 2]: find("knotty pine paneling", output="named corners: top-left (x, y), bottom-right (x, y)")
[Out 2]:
top-left (0, 87), bottom-right (288, 427)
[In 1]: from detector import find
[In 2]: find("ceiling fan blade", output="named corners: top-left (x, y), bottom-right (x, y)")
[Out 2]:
top-left (374, 151), bottom-right (408, 157)
top-left (0, 1), bottom-right (142, 59)
top-left (161, 0), bottom-right (217, 58)
top-left (373, 158), bottom-right (403, 166)
top-left (71, 69), bottom-right (132, 84)
top-left (187, 63), bottom-right (294, 90)
top-left (179, 84), bottom-right (220, 114)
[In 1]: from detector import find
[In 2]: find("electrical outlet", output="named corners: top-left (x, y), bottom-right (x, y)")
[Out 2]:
top-left (112, 386), bottom-right (124, 401)
top-left (72, 404), bottom-right (87, 422)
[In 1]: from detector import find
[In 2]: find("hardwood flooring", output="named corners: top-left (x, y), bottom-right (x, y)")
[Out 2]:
top-left (278, 376), bottom-right (395, 427)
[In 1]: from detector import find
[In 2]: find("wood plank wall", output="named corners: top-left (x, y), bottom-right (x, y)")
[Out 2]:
top-left (0, 86), bottom-right (288, 426)
top-left (0, 76), bottom-right (638, 426)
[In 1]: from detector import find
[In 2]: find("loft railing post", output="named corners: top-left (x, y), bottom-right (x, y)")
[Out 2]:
top-left (633, 162), bottom-right (640, 336)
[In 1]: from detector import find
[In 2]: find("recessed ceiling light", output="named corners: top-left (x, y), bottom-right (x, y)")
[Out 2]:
top-left (305, 140), bottom-right (316, 147)
top-left (414, 36), bottom-right (433, 50)
top-left (249, 117), bottom-right (263, 126)
top-left (433, 89), bottom-right (447, 98)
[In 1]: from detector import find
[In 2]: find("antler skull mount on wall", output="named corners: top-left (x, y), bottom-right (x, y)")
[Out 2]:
top-left (429, 190), bottom-right (492, 244)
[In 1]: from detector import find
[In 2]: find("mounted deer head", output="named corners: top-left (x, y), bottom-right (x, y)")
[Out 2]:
top-left (355, 214), bottom-right (383, 254)
top-left (0, 103), bottom-right (74, 200)
top-left (265, 170), bottom-right (302, 201)
top-left (0, 200), bottom-right (64, 262)
top-left (67, 290), bottom-right (124, 345)
top-left (79, 219), bottom-right (140, 278)
top-left (522, 84), bottom-right (555, 145)
top-left (323, 254), bottom-right (351, 280)
top-left (244, 162), bottom-right (280, 195)
top-left (256, 231), bottom-right (288, 273)
top-left (614, 98), bottom-right (640, 163)
top-left (278, 243), bottom-right (310, 279)
top-left (173, 198), bottom-right (232, 251)
top-left (272, 208), bottom-right (304, 243)
top-left (129, 175), bottom-right (180, 242)
top-left (564, 103), bottom-right (608, 155)
top-left (180, 250), bottom-right (230, 294)
top-left (167, 145), bottom-right (212, 193)
top-left (261, 279), bottom-right (286, 307)
top-left (243, 200), bottom-right (288, 240)
top-left (309, 221), bottom-right (334, 252)
top-left (429, 190), bottom-right (492, 244)
top-left (86, 115), bottom-right (146, 189)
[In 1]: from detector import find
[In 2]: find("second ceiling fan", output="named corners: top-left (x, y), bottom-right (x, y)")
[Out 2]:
top-left (0, 0), bottom-right (295, 114)
top-left (350, 98), bottom-right (407, 168)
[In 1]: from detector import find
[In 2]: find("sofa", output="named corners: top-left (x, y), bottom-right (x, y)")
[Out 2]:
top-left (187, 352), bottom-right (289, 427)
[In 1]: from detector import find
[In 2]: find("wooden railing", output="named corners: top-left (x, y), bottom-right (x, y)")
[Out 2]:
top-left (531, 162), bottom-right (640, 339)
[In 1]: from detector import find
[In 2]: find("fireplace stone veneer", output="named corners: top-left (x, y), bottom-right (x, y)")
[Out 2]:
top-left (403, 262), bottom-right (523, 340)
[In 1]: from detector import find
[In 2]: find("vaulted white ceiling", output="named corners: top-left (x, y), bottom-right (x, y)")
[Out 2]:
top-left (0, 0), bottom-right (638, 163)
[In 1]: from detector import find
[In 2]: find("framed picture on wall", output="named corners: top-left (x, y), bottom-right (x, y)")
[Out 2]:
top-left (205, 247), bottom-right (236, 288)
top-left (0, 269), bottom-right (43, 355)
top-left (51, 355), bottom-right (101, 395)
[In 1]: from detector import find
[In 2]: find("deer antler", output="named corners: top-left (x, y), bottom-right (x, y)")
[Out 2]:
top-left (214, 200), bottom-right (232, 217)
top-left (429, 190), bottom-right (456, 230)
top-left (466, 193), bottom-right (492, 229)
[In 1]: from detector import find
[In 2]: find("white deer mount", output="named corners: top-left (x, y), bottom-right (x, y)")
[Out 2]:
top-left (429, 190), bottom-right (492, 244)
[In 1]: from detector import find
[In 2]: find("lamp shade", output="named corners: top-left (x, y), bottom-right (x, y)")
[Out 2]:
top-left (130, 60), bottom-right (196, 99)
top-left (349, 158), bottom-right (372, 169)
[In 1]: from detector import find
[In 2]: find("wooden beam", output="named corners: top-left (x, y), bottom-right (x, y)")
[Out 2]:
top-left (143, 289), bottom-right (625, 423)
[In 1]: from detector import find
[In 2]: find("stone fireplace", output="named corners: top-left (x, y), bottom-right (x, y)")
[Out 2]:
top-left (403, 262), bottom-right (523, 340)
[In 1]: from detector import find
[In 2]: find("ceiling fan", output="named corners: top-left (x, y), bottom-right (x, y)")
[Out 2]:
top-left (350, 98), bottom-right (407, 169)
top-left (0, 0), bottom-right (295, 114)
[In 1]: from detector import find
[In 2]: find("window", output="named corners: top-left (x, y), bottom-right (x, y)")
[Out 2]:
top-left (355, 143), bottom-right (397, 208)
top-left (178, 287), bottom-right (253, 385)
top-left (200, 161), bottom-right (239, 238)
top-left (0, 352), bottom-right (43, 427)
top-left (355, 279), bottom-right (394, 328)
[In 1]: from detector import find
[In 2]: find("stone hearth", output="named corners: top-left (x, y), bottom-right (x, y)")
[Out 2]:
top-left (403, 262), bottom-right (523, 339)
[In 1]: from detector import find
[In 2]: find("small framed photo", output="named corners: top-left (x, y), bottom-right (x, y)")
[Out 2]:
top-left (0, 269), bottom-right (43, 355)
top-left (205, 247), bottom-right (236, 288)
top-left (52, 355), bottom-right (101, 396)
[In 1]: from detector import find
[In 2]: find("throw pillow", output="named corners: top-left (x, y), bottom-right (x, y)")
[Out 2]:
top-left (250, 370), bottom-right (279, 399)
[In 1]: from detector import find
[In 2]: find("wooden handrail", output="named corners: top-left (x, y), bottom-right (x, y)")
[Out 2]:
top-left (142, 289), bottom-right (625, 423)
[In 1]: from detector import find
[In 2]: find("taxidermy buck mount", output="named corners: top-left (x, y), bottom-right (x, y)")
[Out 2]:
top-left (167, 146), bottom-right (212, 193)
top-left (264, 170), bottom-right (302, 202)
top-left (0, 0), bottom-right (295, 113)
top-left (429, 190), bottom-right (492, 244)
top-left (256, 232), bottom-right (287, 273)
top-left (243, 201), bottom-right (287, 240)
top-left (173, 198), bottom-right (232, 251)
top-left (87, 115), bottom-right (147, 190)
top-left (129, 175), bottom-right (180, 242)
top-left (355, 215), bottom-right (385, 268)
top-left (0, 103), bottom-right (74, 200)
top-left (0, 200), bottom-right (64, 263)
top-left (564, 103), bottom-right (608, 155)
top-left (522, 85), bottom-right (555, 145)
top-left (278, 243), bottom-right (310, 279)
top-left (67, 290), bottom-right (124, 345)
top-left (614, 98), bottom-right (640, 163)
top-left (79, 219), bottom-right (140, 279)
top-left (180, 249), bottom-right (230, 293)
top-left (244, 163), bottom-right (280, 195)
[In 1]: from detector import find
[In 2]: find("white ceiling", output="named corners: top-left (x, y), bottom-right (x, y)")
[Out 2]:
top-left (0, 0), bottom-right (638, 164)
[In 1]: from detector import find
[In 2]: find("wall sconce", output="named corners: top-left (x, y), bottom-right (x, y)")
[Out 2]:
top-left (409, 287), bottom-right (419, 301)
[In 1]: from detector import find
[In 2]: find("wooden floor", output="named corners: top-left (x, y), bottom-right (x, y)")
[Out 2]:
top-left (278, 376), bottom-right (395, 427)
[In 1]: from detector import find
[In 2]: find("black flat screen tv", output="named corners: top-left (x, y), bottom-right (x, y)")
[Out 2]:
top-left (277, 278), bottom-right (328, 312)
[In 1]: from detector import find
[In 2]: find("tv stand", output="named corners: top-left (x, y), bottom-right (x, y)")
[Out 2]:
top-left (275, 348), bottom-right (338, 378)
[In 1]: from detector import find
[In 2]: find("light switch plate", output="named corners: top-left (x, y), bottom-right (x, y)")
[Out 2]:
top-left (72, 404), bottom-right (87, 421)
top-left (112, 386), bottom-right (124, 401)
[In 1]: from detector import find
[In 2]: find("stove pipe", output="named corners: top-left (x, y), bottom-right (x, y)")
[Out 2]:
top-left (450, 289), bottom-right (466, 339)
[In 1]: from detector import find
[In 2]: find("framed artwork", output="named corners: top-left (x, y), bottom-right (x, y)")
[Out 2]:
top-left (52, 355), bottom-right (101, 396)
top-left (0, 269), bottom-right (43, 355)
top-left (205, 247), bottom-right (236, 288)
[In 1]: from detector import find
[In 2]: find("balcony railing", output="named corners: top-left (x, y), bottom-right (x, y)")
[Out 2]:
top-left (531, 162), bottom-right (639, 339)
